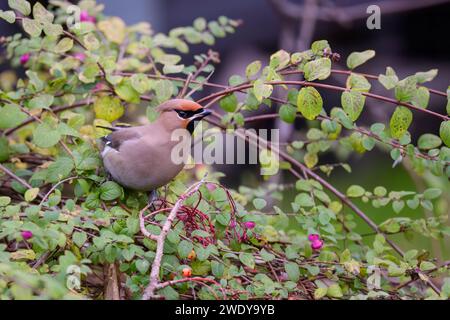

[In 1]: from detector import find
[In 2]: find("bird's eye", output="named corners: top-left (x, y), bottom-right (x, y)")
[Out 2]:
top-left (175, 110), bottom-right (190, 119)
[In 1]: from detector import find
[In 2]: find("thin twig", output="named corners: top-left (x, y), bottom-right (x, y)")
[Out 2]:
top-left (0, 163), bottom-right (45, 199)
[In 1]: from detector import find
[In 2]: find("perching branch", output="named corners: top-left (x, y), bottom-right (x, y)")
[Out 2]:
top-left (141, 177), bottom-right (208, 300)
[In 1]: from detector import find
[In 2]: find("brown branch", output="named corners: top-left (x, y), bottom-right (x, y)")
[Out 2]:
top-left (243, 113), bottom-right (447, 164)
top-left (395, 260), bottom-right (450, 293)
top-left (0, 163), bottom-right (44, 199)
top-left (4, 99), bottom-right (93, 136)
top-left (142, 177), bottom-right (208, 300)
top-left (197, 80), bottom-right (449, 121)
top-left (283, 68), bottom-right (448, 98)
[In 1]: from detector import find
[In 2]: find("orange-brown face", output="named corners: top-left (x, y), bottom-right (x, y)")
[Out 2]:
top-left (157, 99), bottom-right (211, 133)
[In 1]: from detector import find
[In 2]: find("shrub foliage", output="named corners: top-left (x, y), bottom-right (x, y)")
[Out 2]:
top-left (0, 0), bottom-right (449, 300)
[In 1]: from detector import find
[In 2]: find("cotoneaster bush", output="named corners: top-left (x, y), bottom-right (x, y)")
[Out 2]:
top-left (0, 0), bottom-right (449, 300)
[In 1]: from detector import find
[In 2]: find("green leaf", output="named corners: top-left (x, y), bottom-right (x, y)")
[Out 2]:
top-left (392, 200), bottom-right (404, 213)
top-left (270, 50), bottom-right (290, 70)
top-left (54, 37), bottom-right (73, 53)
top-left (22, 18), bottom-right (42, 37)
top-left (115, 79), bottom-right (141, 104)
top-left (33, 123), bottom-right (61, 148)
top-left (208, 21), bottom-right (225, 37)
top-left (260, 249), bottom-right (275, 262)
top-left (154, 79), bottom-right (173, 102)
top-left (129, 74), bottom-right (150, 94)
top-left (304, 152), bottom-right (318, 169)
top-left (193, 17), bottom-right (206, 31)
top-left (228, 75), bottom-right (245, 86)
top-left (46, 157), bottom-right (73, 183)
top-left (253, 79), bottom-right (273, 102)
top-left (415, 69), bottom-right (438, 83)
top-left (28, 94), bottom-right (54, 110)
top-left (314, 287), bottom-right (327, 299)
top-left (295, 193), bottom-right (314, 207)
top-left (0, 10), bottom-right (16, 23)
top-left (419, 261), bottom-right (436, 272)
top-left (253, 198), bottom-right (267, 210)
top-left (24, 188), bottom-right (39, 202)
top-left (284, 262), bottom-right (300, 282)
top-left (374, 186), bottom-right (387, 197)
top-left (297, 86), bottom-right (323, 120)
top-left (26, 70), bottom-right (44, 91)
top-left (8, 0), bottom-right (31, 16)
top-left (423, 188), bottom-right (442, 200)
top-left (177, 240), bottom-right (193, 259)
top-left (83, 33), bottom-right (100, 51)
top-left (245, 60), bottom-right (261, 79)
top-left (362, 136), bottom-right (375, 151)
top-left (43, 23), bottom-right (63, 36)
top-left (303, 57), bottom-right (331, 81)
top-left (163, 64), bottom-right (184, 74)
top-left (239, 252), bottom-right (255, 269)
top-left (73, 232), bottom-right (87, 247)
top-left (0, 137), bottom-right (10, 162)
top-left (311, 40), bottom-right (330, 55)
top-left (327, 283), bottom-right (343, 298)
top-left (346, 185), bottom-right (365, 198)
top-left (417, 133), bottom-right (441, 150)
top-left (99, 181), bottom-right (123, 201)
top-left (0, 196), bottom-right (11, 206)
top-left (341, 90), bottom-right (365, 121)
top-left (378, 67), bottom-right (398, 90)
top-left (211, 260), bottom-right (224, 278)
top-left (279, 104), bottom-right (297, 123)
top-left (346, 50), bottom-right (375, 69)
top-left (439, 120), bottom-right (450, 147)
top-left (155, 54), bottom-right (181, 66)
top-left (411, 86), bottom-right (429, 109)
top-left (219, 94), bottom-right (238, 112)
top-left (0, 104), bottom-right (28, 129)
top-left (146, 106), bottom-right (159, 123)
top-left (94, 96), bottom-right (124, 122)
top-left (346, 73), bottom-right (371, 92)
top-left (390, 106), bottom-right (413, 139)
top-left (136, 259), bottom-right (150, 274)
top-left (32, 2), bottom-right (53, 24)
top-left (395, 76), bottom-right (417, 102)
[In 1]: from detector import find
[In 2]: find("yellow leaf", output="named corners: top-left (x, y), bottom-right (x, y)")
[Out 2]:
top-left (11, 249), bottom-right (36, 261)
top-left (94, 96), bottom-right (124, 122)
top-left (24, 188), bottom-right (39, 202)
top-left (304, 152), bottom-right (318, 168)
top-left (98, 17), bottom-right (126, 44)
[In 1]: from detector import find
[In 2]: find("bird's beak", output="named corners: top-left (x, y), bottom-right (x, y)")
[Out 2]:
top-left (190, 108), bottom-right (212, 121)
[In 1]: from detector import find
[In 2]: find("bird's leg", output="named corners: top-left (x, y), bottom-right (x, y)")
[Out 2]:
top-left (147, 189), bottom-right (159, 211)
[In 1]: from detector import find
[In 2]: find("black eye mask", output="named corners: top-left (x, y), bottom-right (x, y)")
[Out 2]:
top-left (175, 108), bottom-right (204, 119)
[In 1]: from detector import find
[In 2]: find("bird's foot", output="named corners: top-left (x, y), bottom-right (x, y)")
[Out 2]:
top-left (147, 190), bottom-right (159, 211)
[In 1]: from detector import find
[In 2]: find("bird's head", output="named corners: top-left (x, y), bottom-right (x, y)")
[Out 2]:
top-left (156, 99), bottom-right (211, 133)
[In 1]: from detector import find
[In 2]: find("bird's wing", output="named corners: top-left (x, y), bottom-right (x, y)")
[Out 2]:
top-left (101, 127), bottom-right (142, 152)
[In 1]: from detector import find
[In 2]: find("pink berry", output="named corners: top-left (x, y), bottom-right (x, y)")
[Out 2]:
top-left (21, 230), bottom-right (33, 240)
top-left (73, 52), bottom-right (86, 61)
top-left (80, 11), bottom-right (96, 23)
top-left (20, 53), bottom-right (30, 65)
top-left (243, 221), bottom-right (256, 229)
top-left (311, 239), bottom-right (323, 251)
top-left (308, 233), bottom-right (320, 242)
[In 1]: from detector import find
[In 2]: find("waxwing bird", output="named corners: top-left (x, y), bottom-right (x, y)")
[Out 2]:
top-left (98, 99), bottom-right (211, 193)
